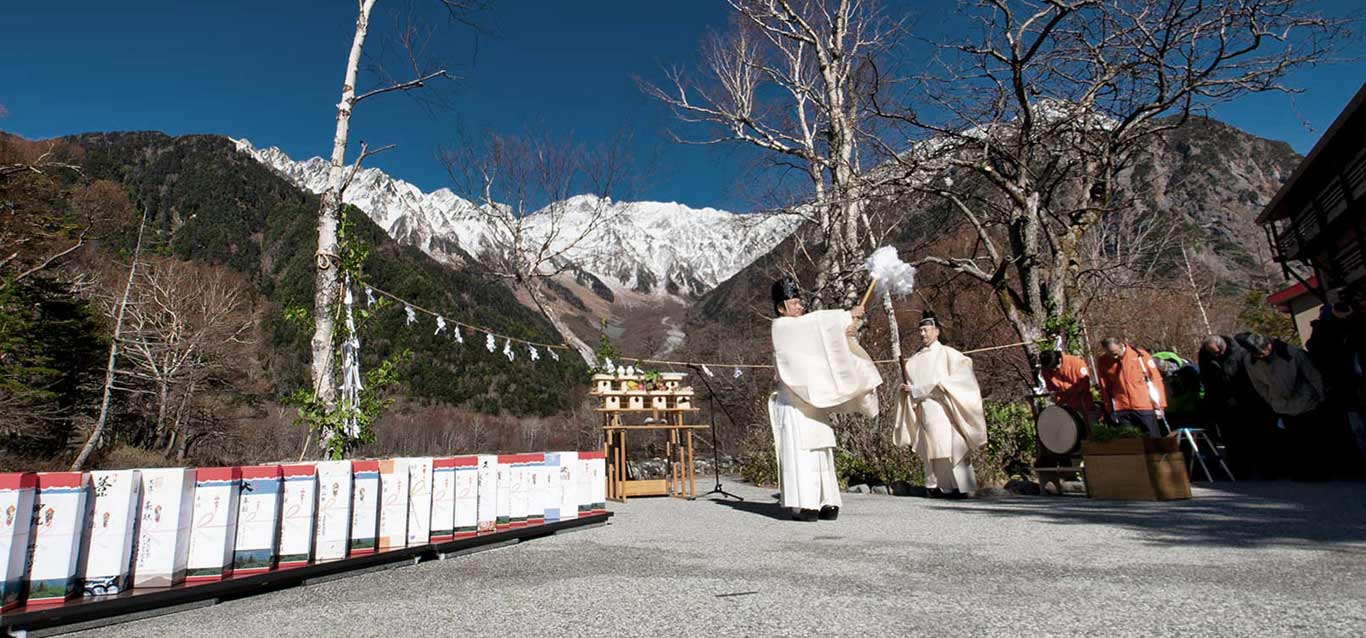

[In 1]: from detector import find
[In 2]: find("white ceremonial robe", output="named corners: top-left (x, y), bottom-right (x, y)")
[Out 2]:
top-left (894, 340), bottom-right (988, 495)
top-left (769, 310), bottom-right (883, 511)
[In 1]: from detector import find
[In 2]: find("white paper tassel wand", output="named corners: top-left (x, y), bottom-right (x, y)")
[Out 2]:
top-left (863, 247), bottom-right (917, 385)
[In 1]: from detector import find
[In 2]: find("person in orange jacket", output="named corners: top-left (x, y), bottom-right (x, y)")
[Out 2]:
top-left (1039, 350), bottom-right (1094, 424)
top-left (1095, 337), bottom-right (1168, 437)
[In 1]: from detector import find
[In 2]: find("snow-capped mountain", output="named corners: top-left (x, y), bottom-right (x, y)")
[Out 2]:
top-left (232, 139), bottom-right (800, 299)
top-left (522, 194), bottom-right (800, 297)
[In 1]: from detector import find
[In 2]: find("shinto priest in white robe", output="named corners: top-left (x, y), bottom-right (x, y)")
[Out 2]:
top-left (769, 309), bottom-right (883, 512)
top-left (894, 338), bottom-right (988, 494)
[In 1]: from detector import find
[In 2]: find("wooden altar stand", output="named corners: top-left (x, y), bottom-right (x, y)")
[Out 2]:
top-left (592, 372), bottom-right (707, 502)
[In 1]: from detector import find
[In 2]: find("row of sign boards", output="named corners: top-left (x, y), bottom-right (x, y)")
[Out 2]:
top-left (0, 451), bottom-right (607, 611)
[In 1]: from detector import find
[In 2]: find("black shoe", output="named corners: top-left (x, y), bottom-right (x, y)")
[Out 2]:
top-left (941, 490), bottom-right (969, 500)
top-left (792, 509), bottom-right (819, 522)
top-left (926, 488), bottom-right (944, 499)
top-left (819, 506), bottom-right (839, 520)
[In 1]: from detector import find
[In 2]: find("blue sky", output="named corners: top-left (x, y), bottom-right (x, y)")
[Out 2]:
top-left (2, 1), bottom-right (1362, 213)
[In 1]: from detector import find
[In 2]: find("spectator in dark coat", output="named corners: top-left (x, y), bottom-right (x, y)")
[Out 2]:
top-left (1243, 333), bottom-right (1329, 480)
top-left (1199, 335), bottom-right (1271, 479)
top-left (1306, 302), bottom-right (1365, 472)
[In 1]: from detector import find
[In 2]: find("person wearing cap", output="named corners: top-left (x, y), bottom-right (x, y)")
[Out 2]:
top-left (893, 311), bottom-right (988, 498)
top-left (768, 277), bottom-right (882, 521)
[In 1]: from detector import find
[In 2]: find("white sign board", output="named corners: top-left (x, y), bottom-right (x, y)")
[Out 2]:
top-left (80, 470), bottom-right (140, 597)
top-left (232, 466), bottom-right (281, 576)
top-left (133, 468), bottom-right (196, 588)
top-left (277, 465), bottom-right (317, 569)
top-left (378, 459), bottom-right (409, 551)
top-left (452, 457), bottom-right (478, 539)
top-left (0, 473), bottom-right (36, 611)
top-left (349, 461), bottom-right (380, 556)
top-left (26, 472), bottom-right (89, 604)
top-left (314, 461), bottom-right (353, 562)
top-left (185, 467), bottom-right (241, 583)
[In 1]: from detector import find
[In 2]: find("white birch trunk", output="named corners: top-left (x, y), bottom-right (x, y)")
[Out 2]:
top-left (70, 209), bottom-right (149, 470)
top-left (1180, 242), bottom-right (1213, 337)
top-left (312, 0), bottom-right (379, 407)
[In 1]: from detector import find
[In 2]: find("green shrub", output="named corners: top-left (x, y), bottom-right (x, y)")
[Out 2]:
top-left (1089, 420), bottom-right (1145, 442)
top-left (739, 449), bottom-right (778, 487)
top-left (972, 401), bottom-right (1038, 485)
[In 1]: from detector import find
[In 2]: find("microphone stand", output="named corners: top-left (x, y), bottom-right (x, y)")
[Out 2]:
top-left (687, 364), bottom-right (743, 501)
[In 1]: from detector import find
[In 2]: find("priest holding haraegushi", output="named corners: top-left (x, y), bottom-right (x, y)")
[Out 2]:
top-left (768, 277), bottom-right (883, 522)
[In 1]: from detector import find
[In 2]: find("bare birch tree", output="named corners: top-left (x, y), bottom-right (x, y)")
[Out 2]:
top-left (641, 0), bottom-right (901, 308)
top-left (111, 259), bottom-right (255, 457)
top-left (69, 209), bottom-right (147, 470)
top-left (442, 131), bottom-right (630, 363)
top-left (311, 0), bottom-right (488, 413)
top-left (871, 0), bottom-right (1345, 363)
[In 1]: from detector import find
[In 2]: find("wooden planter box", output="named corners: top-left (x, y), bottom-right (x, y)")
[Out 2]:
top-left (1082, 437), bottom-right (1191, 501)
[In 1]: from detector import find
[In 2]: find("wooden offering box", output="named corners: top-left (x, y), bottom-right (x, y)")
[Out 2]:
top-left (591, 371), bottom-right (697, 411)
top-left (1082, 437), bottom-right (1192, 501)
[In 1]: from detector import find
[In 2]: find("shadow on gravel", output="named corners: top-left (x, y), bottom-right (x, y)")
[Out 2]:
top-left (707, 497), bottom-right (794, 521)
top-left (941, 480), bottom-right (1366, 549)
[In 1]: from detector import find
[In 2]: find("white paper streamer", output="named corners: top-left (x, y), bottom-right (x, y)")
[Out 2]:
top-left (339, 276), bottom-right (363, 439)
top-left (702, 364), bottom-right (714, 378)
top-left (603, 357), bottom-right (614, 373)
top-left (503, 338), bottom-right (515, 362)
top-left (733, 367), bottom-right (743, 379)
top-left (453, 326), bottom-right (464, 344)
top-left (528, 346), bottom-right (540, 361)
top-left (549, 348), bottom-right (560, 361)
top-left (486, 333), bottom-right (496, 352)
top-left (405, 304), bottom-right (417, 325)
top-left (365, 286), bottom-right (375, 307)
top-left (863, 246), bottom-right (917, 298)
top-left (435, 316), bottom-right (447, 335)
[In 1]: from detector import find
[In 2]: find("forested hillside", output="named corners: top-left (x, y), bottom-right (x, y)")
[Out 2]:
top-left (1, 131), bottom-right (588, 469)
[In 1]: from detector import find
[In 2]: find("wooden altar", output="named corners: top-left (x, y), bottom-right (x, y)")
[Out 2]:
top-left (591, 371), bottom-right (707, 502)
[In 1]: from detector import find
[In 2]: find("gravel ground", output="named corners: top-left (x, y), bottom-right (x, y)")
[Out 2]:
top-left (64, 480), bottom-right (1366, 638)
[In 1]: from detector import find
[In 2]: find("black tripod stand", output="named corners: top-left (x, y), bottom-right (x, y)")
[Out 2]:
top-left (688, 365), bottom-right (743, 501)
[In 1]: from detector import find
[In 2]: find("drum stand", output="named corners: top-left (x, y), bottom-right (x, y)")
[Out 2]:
top-left (1031, 394), bottom-right (1087, 496)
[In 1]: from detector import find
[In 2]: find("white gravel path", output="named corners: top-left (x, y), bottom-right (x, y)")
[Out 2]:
top-left (64, 479), bottom-right (1366, 637)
